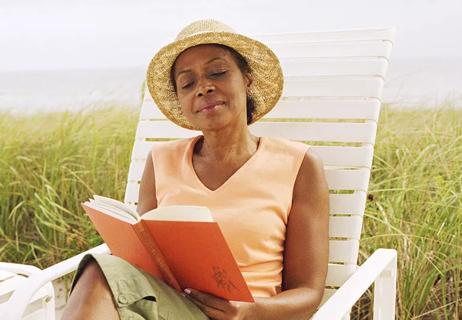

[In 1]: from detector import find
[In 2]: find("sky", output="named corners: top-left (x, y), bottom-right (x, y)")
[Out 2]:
top-left (1, 0), bottom-right (462, 71)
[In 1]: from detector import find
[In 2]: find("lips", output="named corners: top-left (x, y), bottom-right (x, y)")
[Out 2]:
top-left (197, 101), bottom-right (225, 113)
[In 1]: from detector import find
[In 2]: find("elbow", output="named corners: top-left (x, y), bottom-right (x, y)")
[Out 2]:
top-left (296, 286), bottom-right (326, 318)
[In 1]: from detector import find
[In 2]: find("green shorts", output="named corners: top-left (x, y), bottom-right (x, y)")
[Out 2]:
top-left (71, 253), bottom-right (209, 320)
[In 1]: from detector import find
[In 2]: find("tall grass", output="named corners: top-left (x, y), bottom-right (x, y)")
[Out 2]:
top-left (0, 105), bottom-right (460, 318)
top-left (0, 106), bottom-right (138, 266)
top-left (359, 106), bottom-right (461, 319)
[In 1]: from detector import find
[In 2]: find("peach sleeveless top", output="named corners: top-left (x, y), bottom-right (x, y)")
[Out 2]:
top-left (151, 135), bottom-right (309, 297)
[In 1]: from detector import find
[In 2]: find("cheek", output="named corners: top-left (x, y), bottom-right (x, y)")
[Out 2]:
top-left (230, 82), bottom-right (248, 107)
top-left (177, 93), bottom-right (191, 113)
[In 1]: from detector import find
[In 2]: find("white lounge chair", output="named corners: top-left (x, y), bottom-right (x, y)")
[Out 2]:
top-left (0, 263), bottom-right (54, 319)
top-left (1, 26), bottom-right (397, 320)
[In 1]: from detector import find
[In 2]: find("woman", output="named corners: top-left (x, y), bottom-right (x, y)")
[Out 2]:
top-left (63, 19), bottom-right (329, 320)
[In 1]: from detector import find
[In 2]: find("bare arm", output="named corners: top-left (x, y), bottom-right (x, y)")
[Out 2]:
top-left (137, 151), bottom-right (158, 215)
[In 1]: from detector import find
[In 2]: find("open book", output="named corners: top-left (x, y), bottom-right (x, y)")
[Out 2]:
top-left (81, 195), bottom-right (254, 302)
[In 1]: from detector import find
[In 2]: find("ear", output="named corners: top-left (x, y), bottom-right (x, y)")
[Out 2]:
top-left (244, 72), bottom-right (253, 88)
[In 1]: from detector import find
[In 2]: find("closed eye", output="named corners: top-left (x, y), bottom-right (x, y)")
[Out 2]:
top-left (210, 70), bottom-right (227, 77)
top-left (181, 82), bottom-right (194, 89)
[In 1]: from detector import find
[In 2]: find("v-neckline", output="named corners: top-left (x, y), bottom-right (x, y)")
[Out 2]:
top-left (187, 135), bottom-right (265, 193)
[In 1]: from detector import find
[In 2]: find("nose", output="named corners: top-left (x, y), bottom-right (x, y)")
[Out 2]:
top-left (196, 78), bottom-right (215, 97)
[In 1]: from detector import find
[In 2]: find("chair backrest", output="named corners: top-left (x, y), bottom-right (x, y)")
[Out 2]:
top-left (124, 27), bottom-right (395, 305)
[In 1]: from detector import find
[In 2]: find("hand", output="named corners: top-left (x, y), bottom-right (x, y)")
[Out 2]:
top-left (184, 288), bottom-right (256, 320)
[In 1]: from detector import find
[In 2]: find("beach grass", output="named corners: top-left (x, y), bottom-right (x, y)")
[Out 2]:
top-left (357, 106), bottom-right (461, 319)
top-left (0, 105), bottom-right (460, 319)
top-left (0, 107), bottom-right (137, 266)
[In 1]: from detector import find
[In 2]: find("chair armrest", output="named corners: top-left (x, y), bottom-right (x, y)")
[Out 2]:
top-left (4, 243), bottom-right (109, 320)
top-left (0, 262), bottom-right (42, 276)
top-left (312, 248), bottom-right (397, 320)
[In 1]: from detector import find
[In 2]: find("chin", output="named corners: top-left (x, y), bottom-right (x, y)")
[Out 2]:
top-left (197, 121), bottom-right (229, 132)
top-left (192, 115), bottom-right (235, 132)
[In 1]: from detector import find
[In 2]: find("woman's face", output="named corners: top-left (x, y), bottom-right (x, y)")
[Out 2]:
top-left (172, 44), bottom-right (251, 131)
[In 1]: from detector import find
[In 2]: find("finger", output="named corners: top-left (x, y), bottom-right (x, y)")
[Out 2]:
top-left (184, 289), bottom-right (229, 312)
top-left (187, 296), bottom-right (225, 319)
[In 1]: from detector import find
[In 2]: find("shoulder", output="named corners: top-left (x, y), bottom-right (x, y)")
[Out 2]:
top-left (294, 148), bottom-right (328, 200)
top-left (263, 136), bottom-right (322, 167)
top-left (263, 136), bottom-right (310, 157)
top-left (300, 148), bottom-right (325, 176)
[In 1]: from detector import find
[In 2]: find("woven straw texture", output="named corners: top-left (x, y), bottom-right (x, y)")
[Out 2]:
top-left (146, 19), bottom-right (284, 130)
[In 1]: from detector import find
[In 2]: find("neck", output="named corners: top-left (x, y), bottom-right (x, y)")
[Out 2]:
top-left (197, 126), bottom-right (259, 162)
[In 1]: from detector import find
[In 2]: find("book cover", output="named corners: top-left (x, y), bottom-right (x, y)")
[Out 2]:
top-left (81, 198), bottom-right (254, 302)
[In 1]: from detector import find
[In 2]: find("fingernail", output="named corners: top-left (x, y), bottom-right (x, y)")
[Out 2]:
top-left (184, 288), bottom-right (191, 294)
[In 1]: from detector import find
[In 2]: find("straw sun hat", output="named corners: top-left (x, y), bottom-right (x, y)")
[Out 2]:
top-left (146, 19), bottom-right (283, 130)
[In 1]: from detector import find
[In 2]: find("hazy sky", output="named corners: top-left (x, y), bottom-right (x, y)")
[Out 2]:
top-left (1, 0), bottom-right (461, 70)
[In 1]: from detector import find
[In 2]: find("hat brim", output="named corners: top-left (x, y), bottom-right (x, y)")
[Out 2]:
top-left (146, 31), bottom-right (283, 130)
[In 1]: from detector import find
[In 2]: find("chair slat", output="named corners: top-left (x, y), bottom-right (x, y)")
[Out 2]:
top-left (127, 160), bottom-right (143, 182)
top-left (141, 97), bottom-right (381, 121)
top-left (329, 240), bottom-right (359, 264)
top-left (0, 270), bottom-right (15, 281)
top-left (325, 263), bottom-right (357, 287)
top-left (254, 28), bottom-right (395, 43)
top-left (139, 100), bottom-right (165, 119)
top-left (0, 274), bottom-right (24, 296)
top-left (329, 216), bottom-right (363, 239)
top-left (252, 121), bottom-right (377, 143)
top-left (268, 41), bottom-right (393, 59)
top-left (310, 145), bottom-right (373, 168)
top-left (124, 180), bottom-right (139, 204)
top-left (283, 76), bottom-right (383, 99)
top-left (131, 140), bottom-right (374, 168)
top-left (325, 168), bottom-right (370, 191)
top-left (329, 192), bottom-right (367, 216)
top-left (23, 308), bottom-right (47, 320)
top-left (269, 99), bottom-right (380, 121)
top-left (280, 57), bottom-right (388, 77)
top-left (135, 121), bottom-right (377, 143)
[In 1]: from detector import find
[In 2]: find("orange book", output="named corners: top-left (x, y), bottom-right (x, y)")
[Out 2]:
top-left (81, 195), bottom-right (254, 302)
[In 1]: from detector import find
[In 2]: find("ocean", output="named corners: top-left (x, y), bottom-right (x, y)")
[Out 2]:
top-left (0, 58), bottom-right (461, 116)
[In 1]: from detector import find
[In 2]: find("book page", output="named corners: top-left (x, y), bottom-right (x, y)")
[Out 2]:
top-left (142, 205), bottom-right (214, 222)
top-left (93, 195), bottom-right (140, 221)
top-left (84, 201), bottom-right (137, 224)
top-left (82, 203), bottom-right (163, 279)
